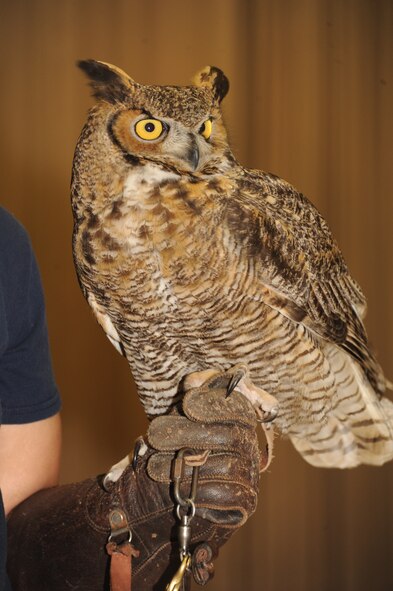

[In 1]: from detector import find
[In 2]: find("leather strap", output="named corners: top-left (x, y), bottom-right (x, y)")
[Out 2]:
top-left (106, 541), bottom-right (140, 591)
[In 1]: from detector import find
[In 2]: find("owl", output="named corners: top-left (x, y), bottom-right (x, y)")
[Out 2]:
top-left (71, 59), bottom-right (393, 469)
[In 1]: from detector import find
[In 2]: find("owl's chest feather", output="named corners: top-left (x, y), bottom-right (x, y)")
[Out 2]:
top-left (83, 166), bottom-right (233, 315)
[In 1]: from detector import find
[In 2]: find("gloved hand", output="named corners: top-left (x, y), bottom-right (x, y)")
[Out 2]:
top-left (7, 371), bottom-right (261, 590)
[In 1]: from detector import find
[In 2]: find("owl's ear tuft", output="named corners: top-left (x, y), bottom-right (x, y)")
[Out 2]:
top-left (193, 66), bottom-right (229, 103)
top-left (77, 59), bottom-right (136, 104)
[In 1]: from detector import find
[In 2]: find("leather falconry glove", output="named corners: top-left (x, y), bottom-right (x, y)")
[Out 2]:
top-left (7, 371), bottom-right (261, 590)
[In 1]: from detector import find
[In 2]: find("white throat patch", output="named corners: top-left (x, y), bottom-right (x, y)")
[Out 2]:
top-left (123, 164), bottom-right (179, 198)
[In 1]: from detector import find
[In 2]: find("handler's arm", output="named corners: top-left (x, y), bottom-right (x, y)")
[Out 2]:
top-left (0, 413), bottom-right (61, 515)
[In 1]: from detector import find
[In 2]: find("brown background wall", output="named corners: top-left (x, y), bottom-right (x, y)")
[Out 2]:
top-left (0, 1), bottom-right (392, 589)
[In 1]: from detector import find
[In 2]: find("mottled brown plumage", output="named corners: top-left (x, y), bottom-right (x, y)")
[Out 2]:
top-left (72, 60), bottom-right (393, 468)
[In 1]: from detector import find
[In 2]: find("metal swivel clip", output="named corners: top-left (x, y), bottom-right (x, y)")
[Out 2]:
top-left (165, 448), bottom-right (202, 591)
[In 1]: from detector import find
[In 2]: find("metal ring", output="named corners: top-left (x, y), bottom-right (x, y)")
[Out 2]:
top-left (108, 529), bottom-right (132, 544)
top-left (176, 498), bottom-right (196, 521)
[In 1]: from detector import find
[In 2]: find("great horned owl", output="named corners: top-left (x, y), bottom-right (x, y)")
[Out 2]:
top-left (71, 59), bottom-right (393, 469)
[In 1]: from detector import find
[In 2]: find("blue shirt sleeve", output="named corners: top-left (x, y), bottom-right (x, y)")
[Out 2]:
top-left (0, 208), bottom-right (61, 424)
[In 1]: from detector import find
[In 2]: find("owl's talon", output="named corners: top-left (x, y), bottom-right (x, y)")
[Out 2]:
top-left (256, 407), bottom-right (279, 423)
top-left (132, 437), bottom-right (148, 469)
top-left (224, 363), bottom-right (279, 424)
top-left (225, 364), bottom-right (249, 398)
top-left (103, 452), bottom-right (133, 490)
top-left (226, 372), bottom-right (243, 398)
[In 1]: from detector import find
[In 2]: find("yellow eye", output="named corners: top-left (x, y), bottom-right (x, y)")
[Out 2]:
top-left (134, 118), bottom-right (164, 141)
top-left (199, 119), bottom-right (212, 140)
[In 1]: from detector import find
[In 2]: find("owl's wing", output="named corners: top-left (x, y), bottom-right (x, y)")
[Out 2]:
top-left (226, 168), bottom-right (384, 393)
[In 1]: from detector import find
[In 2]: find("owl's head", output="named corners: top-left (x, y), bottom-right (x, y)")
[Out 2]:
top-left (76, 60), bottom-right (233, 176)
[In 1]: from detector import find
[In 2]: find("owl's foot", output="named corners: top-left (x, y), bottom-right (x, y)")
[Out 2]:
top-left (182, 368), bottom-right (221, 391)
top-left (103, 438), bottom-right (148, 489)
top-left (225, 363), bottom-right (279, 424)
top-left (103, 454), bottom-right (131, 490)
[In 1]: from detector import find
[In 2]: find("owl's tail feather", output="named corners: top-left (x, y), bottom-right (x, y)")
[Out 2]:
top-left (290, 359), bottom-right (393, 469)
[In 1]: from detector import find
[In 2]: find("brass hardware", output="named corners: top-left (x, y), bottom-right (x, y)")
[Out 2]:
top-left (165, 553), bottom-right (191, 591)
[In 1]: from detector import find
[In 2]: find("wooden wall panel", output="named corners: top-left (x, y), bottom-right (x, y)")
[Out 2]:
top-left (0, 1), bottom-right (392, 589)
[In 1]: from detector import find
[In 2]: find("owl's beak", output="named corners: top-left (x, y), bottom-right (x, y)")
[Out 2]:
top-left (187, 144), bottom-right (200, 171)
